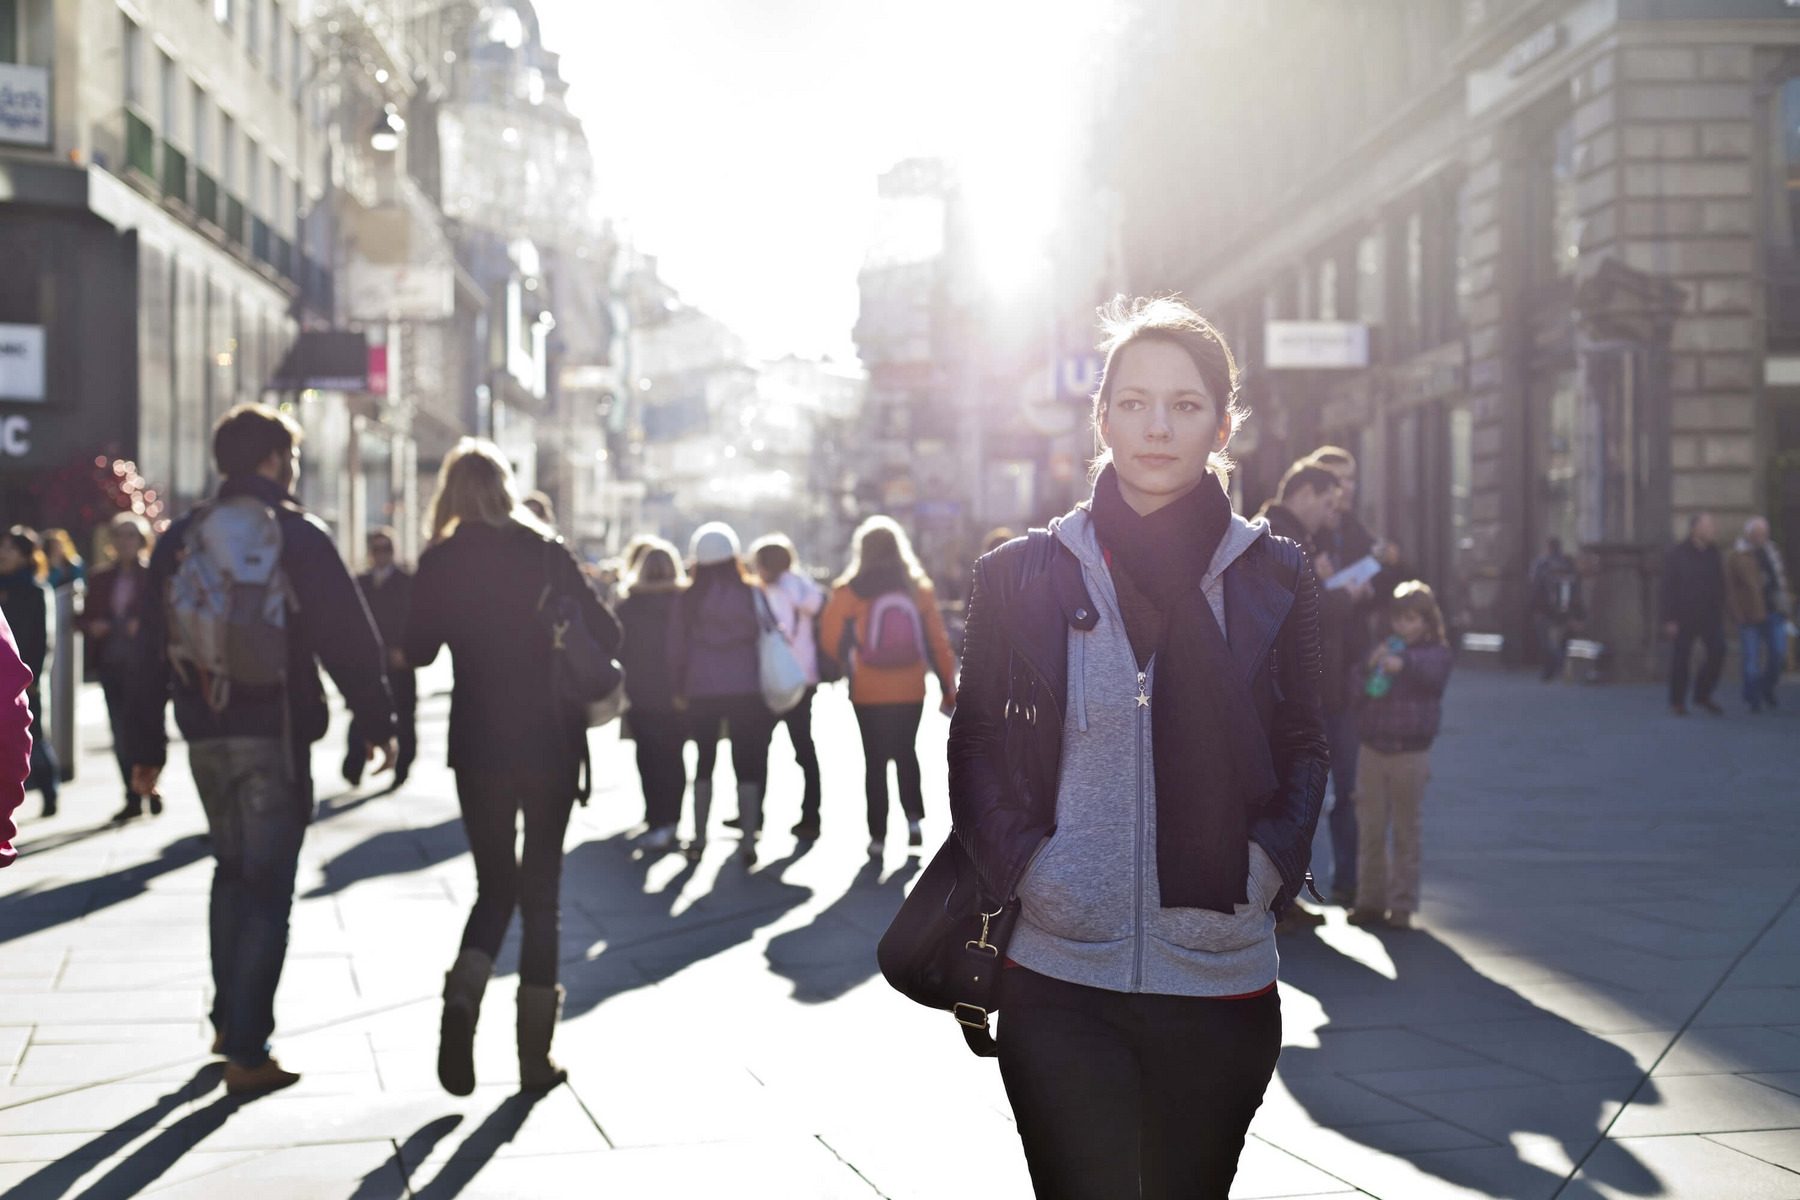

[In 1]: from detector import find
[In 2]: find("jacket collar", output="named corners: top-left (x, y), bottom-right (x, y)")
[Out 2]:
top-left (218, 474), bottom-right (297, 509)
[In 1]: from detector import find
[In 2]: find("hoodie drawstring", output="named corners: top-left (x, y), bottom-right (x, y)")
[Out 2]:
top-left (1073, 625), bottom-right (1089, 733)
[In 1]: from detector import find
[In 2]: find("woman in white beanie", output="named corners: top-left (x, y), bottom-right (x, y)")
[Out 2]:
top-left (666, 522), bottom-right (778, 861)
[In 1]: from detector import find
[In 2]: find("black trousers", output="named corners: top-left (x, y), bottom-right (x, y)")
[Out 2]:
top-left (997, 968), bottom-right (1282, 1200)
top-left (853, 702), bottom-right (923, 840)
top-left (99, 673), bottom-right (136, 801)
top-left (1669, 623), bottom-right (1725, 706)
top-left (778, 686), bottom-right (822, 824)
top-left (346, 668), bottom-right (417, 778)
top-left (689, 693), bottom-right (778, 788)
top-left (633, 710), bottom-right (688, 829)
top-left (453, 767), bottom-right (576, 986)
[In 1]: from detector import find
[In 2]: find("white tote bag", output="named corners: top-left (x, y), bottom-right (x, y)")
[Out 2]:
top-left (755, 589), bottom-right (808, 715)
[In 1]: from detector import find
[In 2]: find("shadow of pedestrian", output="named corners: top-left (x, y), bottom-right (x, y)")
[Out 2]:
top-left (552, 834), bottom-right (813, 1020)
top-left (404, 1092), bottom-right (546, 1199)
top-left (11, 820), bottom-right (139, 857)
top-left (301, 819), bottom-right (467, 898)
top-left (346, 1114), bottom-right (464, 1200)
top-left (1275, 927), bottom-right (1660, 1199)
top-left (0, 834), bottom-right (209, 947)
top-left (764, 855), bottom-right (919, 1003)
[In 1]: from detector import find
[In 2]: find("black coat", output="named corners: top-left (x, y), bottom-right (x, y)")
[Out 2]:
top-left (405, 520), bottom-right (621, 776)
top-left (356, 567), bottom-right (414, 650)
top-left (948, 527), bottom-right (1329, 917)
top-left (0, 572), bottom-right (46, 680)
top-left (1662, 539), bottom-right (1726, 630)
top-left (132, 476), bottom-right (396, 773)
top-left (616, 587), bottom-right (680, 712)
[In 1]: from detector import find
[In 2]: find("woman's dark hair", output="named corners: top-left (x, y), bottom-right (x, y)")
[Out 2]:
top-left (1277, 463), bottom-right (1341, 505)
top-left (214, 403), bottom-right (302, 479)
top-left (1090, 296), bottom-right (1246, 477)
top-left (1388, 580), bottom-right (1447, 645)
top-left (4, 526), bottom-right (46, 580)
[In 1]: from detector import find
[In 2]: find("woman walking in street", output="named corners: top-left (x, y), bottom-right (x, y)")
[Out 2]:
top-left (79, 514), bottom-right (160, 821)
top-left (750, 534), bottom-right (825, 839)
top-left (0, 528), bottom-right (59, 819)
top-left (819, 516), bottom-right (957, 857)
top-left (950, 297), bottom-right (1328, 1198)
top-left (405, 438), bottom-right (622, 1097)
top-left (1348, 581), bottom-right (1453, 931)
top-left (617, 538), bottom-right (688, 852)
top-left (667, 522), bottom-right (778, 862)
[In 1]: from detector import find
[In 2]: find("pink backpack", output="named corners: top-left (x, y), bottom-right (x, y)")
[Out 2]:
top-left (860, 591), bottom-right (925, 669)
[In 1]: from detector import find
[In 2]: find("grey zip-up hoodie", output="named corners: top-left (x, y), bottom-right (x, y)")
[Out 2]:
top-left (1007, 506), bottom-right (1287, 997)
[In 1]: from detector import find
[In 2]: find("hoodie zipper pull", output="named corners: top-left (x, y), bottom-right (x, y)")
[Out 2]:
top-left (1135, 671), bottom-right (1149, 710)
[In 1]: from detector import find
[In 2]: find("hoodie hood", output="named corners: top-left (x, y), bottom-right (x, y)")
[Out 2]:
top-left (1052, 503), bottom-right (1268, 617)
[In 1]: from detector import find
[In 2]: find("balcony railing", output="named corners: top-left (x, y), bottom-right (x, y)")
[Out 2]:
top-left (194, 170), bottom-right (218, 226)
top-left (223, 195), bottom-right (245, 246)
top-left (125, 110), bottom-right (156, 181)
top-left (251, 217), bottom-right (271, 265)
top-left (160, 142), bottom-right (187, 206)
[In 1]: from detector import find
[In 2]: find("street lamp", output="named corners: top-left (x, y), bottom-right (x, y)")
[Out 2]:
top-left (369, 107), bottom-right (405, 152)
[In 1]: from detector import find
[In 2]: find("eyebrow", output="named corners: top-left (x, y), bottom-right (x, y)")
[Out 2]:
top-left (1115, 386), bottom-right (1208, 397)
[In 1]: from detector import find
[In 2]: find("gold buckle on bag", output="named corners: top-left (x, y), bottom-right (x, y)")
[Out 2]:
top-left (953, 1002), bottom-right (990, 1030)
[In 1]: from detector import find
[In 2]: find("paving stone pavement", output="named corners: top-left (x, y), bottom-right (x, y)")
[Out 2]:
top-left (0, 663), bottom-right (1796, 1198)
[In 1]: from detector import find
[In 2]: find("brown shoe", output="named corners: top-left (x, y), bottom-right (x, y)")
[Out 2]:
top-left (1346, 908), bottom-right (1387, 927)
top-left (223, 1057), bottom-right (300, 1096)
top-left (1386, 911), bottom-right (1414, 930)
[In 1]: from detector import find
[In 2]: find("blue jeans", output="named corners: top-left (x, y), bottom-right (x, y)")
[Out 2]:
top-left (1320, 710), bottom-right (1360, 897)
top-left (1739, 614), bottom-right (1788, 708)
top-left (189, 737), bottom-right (309, 1068)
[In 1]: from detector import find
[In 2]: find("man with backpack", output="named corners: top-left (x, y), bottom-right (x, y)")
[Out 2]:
top-left (127, 405), bottom-right (396, 1095)
top-left (1528, 537), bottom-right (1586, 683)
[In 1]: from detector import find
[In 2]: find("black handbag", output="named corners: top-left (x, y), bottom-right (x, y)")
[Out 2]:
top-left (536, 541), bottom-right (625, 802)
top-left (877, 833), bottom-right (1018, 1057)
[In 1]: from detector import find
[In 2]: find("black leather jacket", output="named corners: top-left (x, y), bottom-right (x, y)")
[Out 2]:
top-left (948, 526), bottom-right (1329, 916)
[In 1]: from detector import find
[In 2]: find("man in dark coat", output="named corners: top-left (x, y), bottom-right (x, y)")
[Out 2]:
top-left (346, 527), bottom-right (417, 787)
top-left (1662, 511), bottom-right (1727, 716)
top-left (129, 404), bottom-right (395, 1095)
top-left (1528, 537), bottom-right (1586, 683)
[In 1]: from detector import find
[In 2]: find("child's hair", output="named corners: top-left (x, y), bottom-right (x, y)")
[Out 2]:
top-left (1388, 580), bottom-right (1446, 645)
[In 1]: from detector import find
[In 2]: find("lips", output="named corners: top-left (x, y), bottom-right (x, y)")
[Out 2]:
top-left (1134, 454), bottom-right (1177, 466)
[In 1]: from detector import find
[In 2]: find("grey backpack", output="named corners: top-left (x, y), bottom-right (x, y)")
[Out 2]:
top-left (166, 495), bottom-right (295, 713)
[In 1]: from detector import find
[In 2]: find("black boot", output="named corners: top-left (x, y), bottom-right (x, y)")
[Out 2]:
top-left (517, 983), bottom-right (568, 1091)
top-left (438, 948), bottom-right (492, 1096)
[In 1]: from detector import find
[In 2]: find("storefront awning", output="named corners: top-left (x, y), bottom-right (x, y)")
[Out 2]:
top-left (270, 330), bottom-right (368, 392)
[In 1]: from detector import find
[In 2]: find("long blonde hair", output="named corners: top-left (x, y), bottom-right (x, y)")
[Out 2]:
top-left (835, 514), bottom-right (926, 595)
top-left (428, 438), bottom-right (551, 544)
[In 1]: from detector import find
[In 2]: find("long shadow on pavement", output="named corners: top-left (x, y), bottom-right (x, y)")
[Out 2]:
top-left (301, 819), bottom-right (467, 898)
top-left (346, 1115), bottom-right (464, 1200)
top-left (0, 833), bottom-right (209, 946)
top-left (402, 1093), bottom-right (547, 1199)
top-left (3, 1064), bottom-right (234, 1199)
top-left (764, 855), bottom-right (919, 1003)
top-left (1276, 928), bottom-right (1660, 1199)
top-left (551, 834), bottom-right (814, 1020)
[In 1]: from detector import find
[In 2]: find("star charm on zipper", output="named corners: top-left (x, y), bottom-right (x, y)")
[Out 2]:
top-left (1136, 671), bottom-right (1150, 708)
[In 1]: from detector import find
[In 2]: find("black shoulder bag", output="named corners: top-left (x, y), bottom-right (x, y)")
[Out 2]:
top-left (876, 529), bottom-right (1056, 1057)
top-left (537, 540), bottom-right (626, 803)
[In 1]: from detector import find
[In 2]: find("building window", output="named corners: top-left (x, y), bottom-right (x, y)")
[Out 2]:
top-left (1454, 179), bottom-right (1474, 326)
top-left (221, 113), bottom-right (236, 189)
top-left (269, 160), bottom-right (281, 227)
top-left (1405, 210), bottom-right (1424, 345)
top-left (214, 0), bottom-right (231, 28)
top-left (159, 52), bottom-right (176, 134)
top-left (290, 28), bottom-right (302, 105)
top-left (1529, 114), bottom-right (1581, 289)
top-left (269, 11), bottom-right (282, 87)
top-left (0, 0), bottom-right (17, 64)
top-left (1317, 258), bottom-right (1338, 321)
top-left (247, 140), bottom-right (260, 211)
top-left (123, 17), bottom-right (143, 108)
top-left (192, 83), bottom-right (208, 167)
top-left (1767, 76), bottom-right (1800, 251)
top-left (1356, 231), bottom-right (1385, 325)
top-left (245, 0), bottom-right (260, 61)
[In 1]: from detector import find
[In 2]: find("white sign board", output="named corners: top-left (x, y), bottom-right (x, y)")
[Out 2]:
top-left (344, 262), bottom-right (454, 321)
top-left (0, 325), bottom-right (46, 401)
top-left (1265, 321), bottom-right (1370, 370)
top-left (0, 64), bottom-right (49, 148)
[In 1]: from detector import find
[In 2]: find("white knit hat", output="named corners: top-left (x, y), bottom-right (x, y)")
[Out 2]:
top-left (690, 521), bottom-right (741, 567)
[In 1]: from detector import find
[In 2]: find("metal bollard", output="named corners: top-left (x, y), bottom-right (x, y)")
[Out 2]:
top-left (51, 582), bottom-right (80, 782)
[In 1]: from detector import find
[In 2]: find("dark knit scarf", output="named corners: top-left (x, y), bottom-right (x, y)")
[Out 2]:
top-left (1089, 464), bottom-right (1281, 913)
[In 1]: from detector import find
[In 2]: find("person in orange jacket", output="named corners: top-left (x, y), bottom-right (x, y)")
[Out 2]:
top-left (819, 516), bottom-right (957, 856)
top-left (0, 610), bottom-right (35, 867)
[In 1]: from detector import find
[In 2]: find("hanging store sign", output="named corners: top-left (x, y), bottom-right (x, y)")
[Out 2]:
top-left (1501, 22), bottom-right (1561, 78)
top-left (0, 65), bottom-right (50, 148)
top-left (0, 325), bottom-right (46, 401)
top-left (344, 262), bottom-right (454, 322)
top-left (1264, 321), bottom-right (1369, 370)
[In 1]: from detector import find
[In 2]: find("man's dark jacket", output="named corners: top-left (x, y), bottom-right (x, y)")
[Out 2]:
top-left (1661, 539), bottom-right (1726, 630)
top-left (1262, 504), bottom-right (1358, 714)
top-left (356, 567), bottom-right (414, 651)
top-left (130, 475), bottom-right (396, 775)
top-left (948, 524), bottom-right (1329, 917)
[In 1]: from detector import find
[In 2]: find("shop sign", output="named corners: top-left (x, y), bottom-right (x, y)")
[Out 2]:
top-left (0, 65), bottom-right (50, 148)
top-left (1501, 22), bottom-right (1560, 78)
top-left (367, 344), bottom-right (388, 396)
top-left (344, 262), bottom-right (454, 322)
top-left (0, 324), bottom-right (46, 401)
top-left (1264, 321), bottom-right (1369, 370)
top-left (0, 416), bottom-right (30, 456)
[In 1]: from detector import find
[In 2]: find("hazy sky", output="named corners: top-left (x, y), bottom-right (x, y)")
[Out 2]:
top-left (533, 0), bottom-right (1113, 363)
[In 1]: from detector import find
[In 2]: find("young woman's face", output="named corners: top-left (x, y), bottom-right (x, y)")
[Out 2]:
top-left (1393, 609), bottom-right (1427, 644)
top-left (111, 529), bottom-right (144, 561)
top-left (0, 542), bottom-right (24, 574)
top-left (1100, 339), bottom-right (1226, 515)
